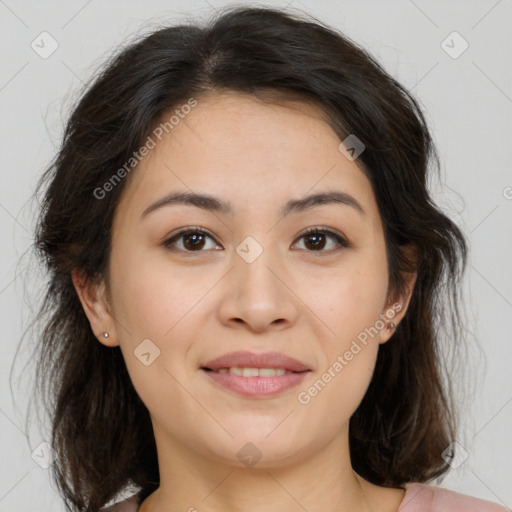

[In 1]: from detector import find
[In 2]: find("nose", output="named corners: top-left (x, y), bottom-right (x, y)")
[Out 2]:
top-left (217, 248), bottom-right (299, 333)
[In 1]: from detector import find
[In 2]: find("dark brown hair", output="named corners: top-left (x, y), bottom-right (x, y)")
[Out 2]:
top-left (20, 4), bottom-right (468, 511)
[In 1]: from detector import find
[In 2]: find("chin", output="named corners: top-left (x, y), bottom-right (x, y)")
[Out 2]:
top-left (204, 430), bottom-right (315, 469)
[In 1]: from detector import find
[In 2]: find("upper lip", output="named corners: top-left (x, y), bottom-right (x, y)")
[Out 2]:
top-left (202, 351), bottom-right (311, 372)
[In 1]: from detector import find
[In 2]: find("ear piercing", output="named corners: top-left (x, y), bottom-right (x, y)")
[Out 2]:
top-left (101, 332), bottom-right (109, 338)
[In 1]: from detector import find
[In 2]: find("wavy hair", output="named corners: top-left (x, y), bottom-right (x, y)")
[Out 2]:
top-left (18, 5), bottom-right (468, 511)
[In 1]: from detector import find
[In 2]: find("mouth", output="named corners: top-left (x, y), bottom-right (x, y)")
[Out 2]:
top-left (200, 351), bottom-right (311, 397)
top-left (201, 367), bottom-right (300, 377)
top-left (201, 350), bottom-right (311, 373)
top-left (201, 367), bottom-right (310, 398)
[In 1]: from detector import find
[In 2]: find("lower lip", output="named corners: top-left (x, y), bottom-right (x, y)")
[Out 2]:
top-left (202, 369), bottom-right (310, 398)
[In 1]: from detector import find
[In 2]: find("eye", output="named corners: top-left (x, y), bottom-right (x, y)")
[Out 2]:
top-left (162, 226), bottom-right (350, 254)
top-left (292, 227), bottom-right (349, 253)
top-left (162, 227), bottom-right (221, 253)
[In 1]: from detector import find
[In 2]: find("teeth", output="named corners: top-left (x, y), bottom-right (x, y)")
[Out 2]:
top-left (212, 367), bottom-right (290, 377)
top-left (258, 368), bottom-right (286, 377)
top-left (242, 367), bottom-right (259, 377)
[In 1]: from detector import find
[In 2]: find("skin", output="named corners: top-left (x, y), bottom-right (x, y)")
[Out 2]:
top-left (73, 91), bottom-right (416, 512)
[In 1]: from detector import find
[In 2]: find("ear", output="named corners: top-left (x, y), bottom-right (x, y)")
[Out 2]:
top-left (379, 243), bottom-right (418, 344)
top-left (71, 268), bottom-right (119, 347)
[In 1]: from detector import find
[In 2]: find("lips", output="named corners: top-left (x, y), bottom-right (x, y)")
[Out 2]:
top-left (201, 350), bottom-right (311, 373)
top-left (201, 351), bottom-right (312, 398)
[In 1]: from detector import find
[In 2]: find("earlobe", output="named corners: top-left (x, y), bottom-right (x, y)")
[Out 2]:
top-left (378, 300), bottom-right (405, 345)
top-left (71, 268), bottom-right (119, 347)
top-left (379, 277), bottom-right (416, 344)
top-left (378, 319), bottom-right (397, 344)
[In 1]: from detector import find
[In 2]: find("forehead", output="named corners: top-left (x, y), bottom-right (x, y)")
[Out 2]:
top-left (115, 91), bottom-right (380, 226)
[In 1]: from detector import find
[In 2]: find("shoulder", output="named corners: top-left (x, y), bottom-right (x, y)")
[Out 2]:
top-left (99, 483), bottom-right (142, 512)
top-left (399, 483), bottom-right (510, 512)
top-left (99, 494), bottom-right (140, 512)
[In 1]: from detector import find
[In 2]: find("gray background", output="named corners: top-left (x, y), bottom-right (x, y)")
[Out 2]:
top-left (1, 0), bottom-right (511, 510)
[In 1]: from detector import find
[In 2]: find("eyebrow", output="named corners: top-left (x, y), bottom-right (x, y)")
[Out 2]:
top-left (140, 190), bottom-right (366, 220)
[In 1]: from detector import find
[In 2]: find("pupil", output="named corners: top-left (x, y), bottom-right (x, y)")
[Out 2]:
top-left (307, 233), bottom-right (325, 250)
top-left (185, 233), bottom-right (204, 250)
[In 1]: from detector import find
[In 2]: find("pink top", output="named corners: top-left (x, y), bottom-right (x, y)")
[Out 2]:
top-left (101, 482), bottom-right (510, 511)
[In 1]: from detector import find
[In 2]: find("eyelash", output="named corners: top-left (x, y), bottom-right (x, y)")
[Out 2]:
top-left (162, 226), bottom-right (350, 255)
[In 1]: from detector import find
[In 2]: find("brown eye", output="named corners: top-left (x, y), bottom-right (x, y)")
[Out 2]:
top-left (163, 228), bottom-right (220, 252)
top-left (293, 228), bottom-right (349, 252)
top-left (182, 232), bottom-right (207, 250)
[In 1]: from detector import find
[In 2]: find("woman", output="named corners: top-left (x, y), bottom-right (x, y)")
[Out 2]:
top-left (29, 5), bottom-right (508, 512)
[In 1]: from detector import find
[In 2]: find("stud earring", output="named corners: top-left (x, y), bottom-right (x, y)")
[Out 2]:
top-left (387, 322), bottom-right (396, 332)
top-left (101, 332), bottom-right (109, 338)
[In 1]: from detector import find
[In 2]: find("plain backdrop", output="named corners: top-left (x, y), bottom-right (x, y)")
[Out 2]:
top-left (0, 0), bottom-right (511, 510)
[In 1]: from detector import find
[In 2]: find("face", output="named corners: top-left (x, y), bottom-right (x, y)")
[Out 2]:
top-left (75, 91), bottom-right (414, 469)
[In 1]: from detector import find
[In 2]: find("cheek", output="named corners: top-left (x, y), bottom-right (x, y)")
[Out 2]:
top-left (109, 248), bottom-right (205, 414)
top-left (296, 342), bottom-right (378, 445)
top-left (311, 260), bottom-right (389, 348)
top-left (295, 269), bottom-right (386, 435)
top-left (109, 247), bottom-right (219, 387)
top-left (109, 242), bottom-right (205, 339)
top-left (298, 256), bottom-right (387, 403)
